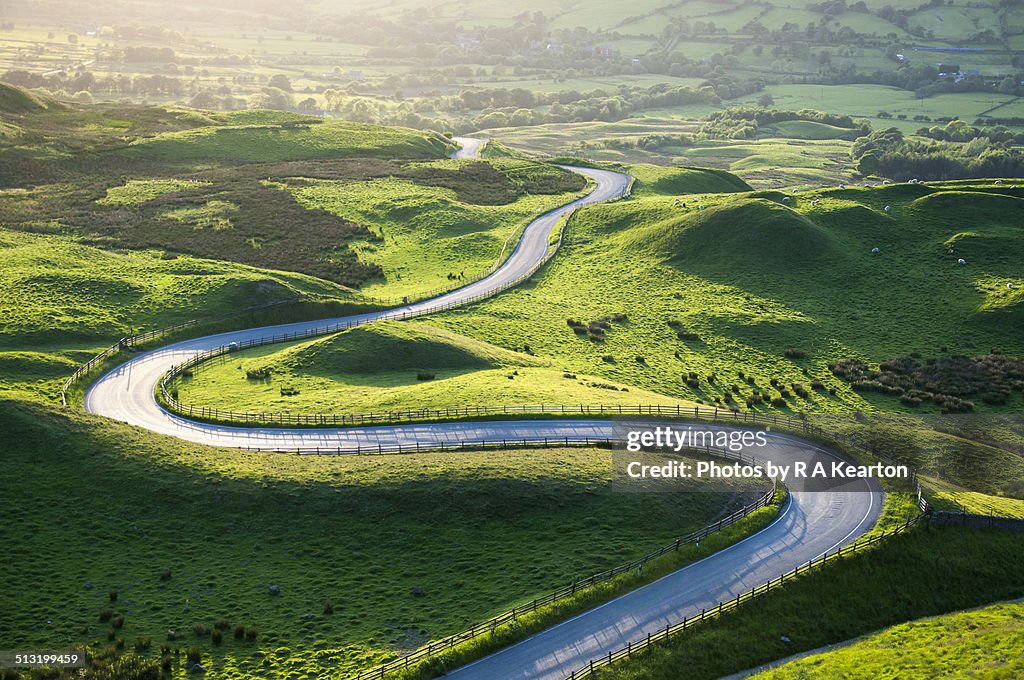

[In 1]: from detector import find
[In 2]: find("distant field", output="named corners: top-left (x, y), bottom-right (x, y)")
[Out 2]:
top-left (474, 118), bottom-right (858, 188)
top-left (0, 400), bottom-right (752, 678)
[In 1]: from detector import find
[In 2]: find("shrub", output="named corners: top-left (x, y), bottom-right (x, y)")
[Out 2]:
top-left (416, 373), bottom-right (435, 381)
top-left (746, 376), bottom-right (756, 385)
top-left (686, 377), bottom-right (701, 388)
top-left (111, 615), bottom-right (125, 630)
top-left (323, 603), bottom-right (334, 615)
top-left (192, 623), bottom-right (211, 637)
top-left (779, 389), bottom-right (793, 399)
top-left (280, 386), bottom-right (300, 396)
top-left (677, 331), bottom-right (700, 341)
top-left (134, 638), bottom-right (152, 651)
top-left (567, 318), bottom-right (584, 328)
top-left (636, 355), bottom-right (646, 363)
top-left (667, 319), bottom-right (682, 328)
top-left (109, 590), bottom-right (118, 602)
top-left (214, 619), bottom-right (230, 631)
top-left (563, 372), bottom-right (576, 379)
top-left (211, 629), bottom-right (223, 645)
top-left (246, 367), bottom-right (271, 380)
top-left (187, 648), bottom-right (202, 665)
top-left (245, 627), bottom-right (258, 641)
top-left (234, 625), bottom-right (246, 640)
top-left (572, 326), bottom-right (589, 335)
top-left (99, 610), bottom-right (113, 623)
top-left (159, 570), bottom-right (172, 582)
top-left (784, 348), bottom-right (807, 359)
top-left (811, 380), bottom-right (825, 391)
top-left (602, 355), bottom-right (615, 363)
top-left (771, 397), bottom-right (787, 407)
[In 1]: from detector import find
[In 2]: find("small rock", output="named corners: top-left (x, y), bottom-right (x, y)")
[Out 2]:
top-left (300, 613), bottom-right (315, 621)
top-left (410, 586), bottom-right (426, 597)
top-left (190, 663), bottom-right (207, 674)
top-left (268, 585), bottom-right (280, 596)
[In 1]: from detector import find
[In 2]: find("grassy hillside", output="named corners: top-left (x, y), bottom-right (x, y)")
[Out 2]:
top-left (176, 321), bottom-right (694, 416)
top-left (429, 177), bottom-right (1024, 418)
top-left (751, 601), bottom-right (1024, 679)
top-left (0, 400), bottom-right (754, 679)
top-left (1, 91), bottom-right (586, 299)
top-left (594, 526), bottom-right (1024, 680)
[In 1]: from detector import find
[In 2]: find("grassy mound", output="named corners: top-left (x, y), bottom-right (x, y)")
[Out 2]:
top-left (0, 81), bottom-right (59, 114)
top-left (630, 165), bottom-right (752, 196)
top-left (0, 399), bottom-right (745, 678)
top-left (765, 120), bottom-right (855, 140)
top-left (911, 190), bottom-right (1024, 213)
top-left (177, 321), bottom-right (694, 416)
top-left (638, 198), bottom-right (838, 270)
top-left (275, 321), bottom-right (537, 374)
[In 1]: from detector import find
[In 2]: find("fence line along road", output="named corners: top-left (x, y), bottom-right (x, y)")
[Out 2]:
top-left (60, 297), bottom-right (311, 406)
top-left (563, 514), bottom-right (924, 679)
top-left (351, 445), bottom-right (779, 680)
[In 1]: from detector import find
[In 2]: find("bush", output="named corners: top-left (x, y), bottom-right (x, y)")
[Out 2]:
top-left (99, 609), bottom-right (113, 623)
top-left (771, 397), bottom-right (787, 407)
top-left (636, 355), bottom-right (646, 363)
top-left (111, 615), bottom-right (125, 630)
top-left (211, 629), bottom-right (223, 645)
top-left (134, 638), bottom-right (152, 651)
top-left (416, 372), bottom-right (435, 381)
top-left (246, 367), bottom-right (271, 380)
top-left (811, 380), bottom-right (825, 391)
top-left (677, 331), bottom-right (701, 341)
top-left (192, 623), bottom-right (211, 637)
top-left (159, 570), bottom-right (172, 582)
top-left (784, 348), bottom-right (807, 359)
top-left (602, 355), bottom-right (615, 363)
top-left (187, 648), bottom-right (202, 665)
top-left (280, 385), bottom-right (300, 396)
top-left (214, 619), bottom-right (230, 631)
top-left (245, 627), bottom-right (258, 641)
top-left (234, 625), bottom-right (246, 640)
top-left (686, 377), bottom-right (701, 388)
top-left (109, 590), bottom-right (118, 602)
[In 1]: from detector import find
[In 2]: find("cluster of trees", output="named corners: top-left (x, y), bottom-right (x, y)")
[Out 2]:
top-left (851, 127), bottom-right (1024, 180)
top-left (3, 69), bottom-right (188, 97)
top-left (919, 119), bottom-right (1024, 145)
top-left (700, 106), bottom-right (867, 139)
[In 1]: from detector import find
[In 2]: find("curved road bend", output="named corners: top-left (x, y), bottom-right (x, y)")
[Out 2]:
top-left (83, 139), bottom-right (884, 679)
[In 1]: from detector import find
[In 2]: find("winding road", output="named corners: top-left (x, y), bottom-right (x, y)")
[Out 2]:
top-left (83, 138), bottom-right (883, 679)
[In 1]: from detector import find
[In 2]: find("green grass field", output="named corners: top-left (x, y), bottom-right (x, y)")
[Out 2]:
top-left (594, 526), bottom-right (1024, 680)
top-left (175, 321), bottom-right (695, 416)
top-left (0, 400), bottom-right (759, 678)
top-left (425, 174), bottom-right (1023, 417)
top-left (0, 226), bottom-right (360, 403)
top-left (750, 600), bottom-right (1024, 679)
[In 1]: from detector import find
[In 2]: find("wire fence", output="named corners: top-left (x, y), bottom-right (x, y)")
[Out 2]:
top-left (563, 514), bottom-right (924, 679)
top-left (350, 444), bottom-right (778, 680)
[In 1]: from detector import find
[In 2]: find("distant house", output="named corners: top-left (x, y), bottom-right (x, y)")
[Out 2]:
top-left (347, 70), bottom-right (364, 81)
top-left (938, 63), bottom-right (960, 76)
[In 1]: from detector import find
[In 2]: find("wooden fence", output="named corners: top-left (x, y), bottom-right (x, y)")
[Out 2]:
top-left (563, 515), bottom-right (924, 679)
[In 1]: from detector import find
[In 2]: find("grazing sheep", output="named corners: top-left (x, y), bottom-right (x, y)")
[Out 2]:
top-left (782, 196), bottom-right (791, 203)
top-left (958, 258), bottom-right (967, 265)
top-left (1009, 282), bottom-right (1016, 290)
top-left (698, 204), bottom-right (705, 210)
top-left (884, 205), bottom-right (891, 212)
top-left (871, 247), bottom-right (881, 254)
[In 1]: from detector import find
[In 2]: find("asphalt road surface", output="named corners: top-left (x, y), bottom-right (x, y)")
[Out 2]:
top-left (83, 140), bottom-right (882, 679)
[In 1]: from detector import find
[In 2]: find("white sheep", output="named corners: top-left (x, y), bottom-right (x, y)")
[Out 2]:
top-left (958, 258), bottom-right (967, 265)
top-left (884, 205), bottom-right (891, 212)
top-left (871, 247), bottom-right (881, 254)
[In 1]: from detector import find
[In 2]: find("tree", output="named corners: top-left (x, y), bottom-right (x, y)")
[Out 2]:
top-left (268, 74), bottom-right (292, 92)
top-left (758, 93), bottom-right (775, 107)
